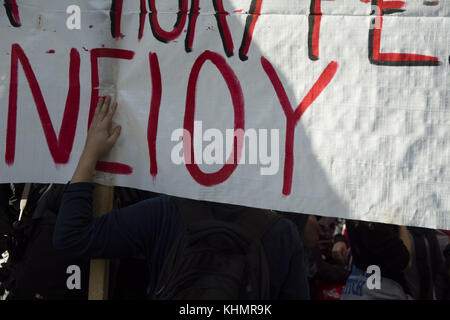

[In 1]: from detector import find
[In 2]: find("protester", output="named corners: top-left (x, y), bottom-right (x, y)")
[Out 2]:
top-left (404, 227), bottom-right (448, 299)
top-left (434, 243), bottom-right (450, 300)
top-left (302, 216), bottom-right (350, 299)
top-left (0, 184), bottom-right (13, 255)
top-left (53, 97), bottom-right (309, 300)
top-left (0, 184), bottom-right (89, 300)
top-left (2, 98), bottom-right (448, 301)
top-left (341, 221), bottom-right (413, 300)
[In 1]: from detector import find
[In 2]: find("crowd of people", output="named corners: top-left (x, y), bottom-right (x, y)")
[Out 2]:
top-left (0, 97), bottom-right (449, 300)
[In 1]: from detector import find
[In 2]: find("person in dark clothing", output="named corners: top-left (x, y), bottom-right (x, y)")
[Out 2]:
top-left (0, 184), bottom-right (14, 253)
top-left (1, 184), bottom-right (90, 300)
top-left (53, 97), bottom-right (309, 299)
top-left (434, 243), bottom-right (450, 300)
top-left (341, 220), bottom-right (412, 299)
top-left (347, 221), bottom-right (411, 287)
top-left (404, 227), bottom-right (446, 300)
top-left (301, 216), bottom-right (349, 299)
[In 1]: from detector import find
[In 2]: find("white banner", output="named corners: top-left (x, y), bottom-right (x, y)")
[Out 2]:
top-left (0, 0), bottom-right (449, 229)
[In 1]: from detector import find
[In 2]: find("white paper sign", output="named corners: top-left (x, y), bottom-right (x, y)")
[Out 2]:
top-left (0, 0), bottom-right (449, 229)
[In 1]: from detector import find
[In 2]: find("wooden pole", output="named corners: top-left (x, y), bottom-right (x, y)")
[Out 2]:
top-left (88, 184), bottom-right (114, 300)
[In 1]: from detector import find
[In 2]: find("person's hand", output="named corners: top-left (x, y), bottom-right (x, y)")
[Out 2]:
top-left (332, 241), bottom-right (347, 265)
top-left (82, 96), bottom-right (121, 162)
top-left (71, 96), bottom-right (121, 183)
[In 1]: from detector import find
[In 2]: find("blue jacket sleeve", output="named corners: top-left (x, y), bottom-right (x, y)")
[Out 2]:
top-left (53, 183), bottom-right (179, 259)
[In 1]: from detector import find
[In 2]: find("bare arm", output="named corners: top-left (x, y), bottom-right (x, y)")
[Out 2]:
top-left (54, 96), bottom-right (162, 258)
top-left (71, 96), bottom-right (121, 183)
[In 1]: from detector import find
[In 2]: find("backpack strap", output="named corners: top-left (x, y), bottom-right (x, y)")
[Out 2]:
top-left (235, 208), bottom-right (282, 240)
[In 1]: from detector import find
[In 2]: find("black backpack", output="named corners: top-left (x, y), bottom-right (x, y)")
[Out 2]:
top-left (1, 184), bottom-right (89, 300)
top-left (154, 198), bottom-right (281, 300)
